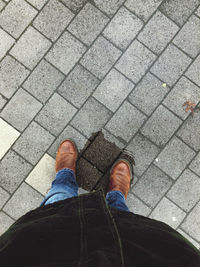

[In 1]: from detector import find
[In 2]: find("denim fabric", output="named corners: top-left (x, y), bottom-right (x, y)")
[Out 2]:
top-left (40, 168), bottom-right (130, 212)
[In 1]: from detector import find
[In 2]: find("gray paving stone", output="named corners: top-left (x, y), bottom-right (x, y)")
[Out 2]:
top-left (102, 128), bottom-right (126, 149)
top-left (0, 0), bottom-right (37, 38)
top-left (150, 44), bottom-right (191, 86)
top-left (189, 152), bottom-right (200, 176)
top-left (68, 3), bottom-right (109, 46)
top-left (33, 0), bottom-right (74, 41)
top-left (26, 0), bottom-right (47, 9)
top-left (128, 72), bottom-right (169, 116)
top-left (141, 105), bottom-right (182, 147)
top-left (196, 6), bottom-right (200, 17)
top-left (105, 101), bottom-right (146, 142)
top-left (167, 169), bottom-right (200, 212)
top-left (23, 60), bottom-right (64, 103)
top-left (0, 212), bottom-right (14, 236)
top-left (10, 26), bottom-right (51, 69)
top-left (71, 97), bottom-right (112, 138)
top-left (0, 55), bottom-right (30, 99)
top-left (163, 77), bottom-right (200, 120)
top-left (93, 68), bottom-right (134, 112)
top-left (125, 0), bottom-right (163, 21)
top-left (155, 136), bottom-right (196, 180)
top-left (103, 7), bottom-right (143, 50)
top-left (138, 10), bottom-right (179, 54)
top-left (185, 55), bottom-right (200, 87)
top-left (133, 165), bottom-right (173, 208)
top-left (0, 0), bottom-right (5, 11)
top-left (93, 0), bottom-right (125, 17)
top-left (115, 40), bottom-right (156, 83)
top-left (3, 182), bottom-right (43, 220)
top-left (177, 229), bottom-right (200, 250)
top-left (35, 93), bottom-right (77, 136)
top-left (60, 0), bottom-right (87, 13)
top-left (0, 95), bottom-right (7, 110)
top-left (0, 187), bottom-right (10, 209)
top-left (58, 64), bottom-right (99, 108)
top-left (46, 31), bottom-right (86, 75)
top-left (0, 150), bottom-right (32, 193)
top-left (126, 193), bottom-right (152, 216)
top-left (159, 0), bottom-right (200, 26)
top-left (126, 132), bottom-right (160, 176)
top-left (13, 121), bottom-right (55, 165)
top-left (1, 88), bottom-right (42, 131)
top-left (0, 28), bottom-right (15, 60)
top-left (80, 36), bottom-right (121, 79)
top-left (173, 15), bottom-right (200, 58)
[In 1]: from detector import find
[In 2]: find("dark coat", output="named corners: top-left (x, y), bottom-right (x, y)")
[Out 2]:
top-left (0, 190), bottom-right (200, 267)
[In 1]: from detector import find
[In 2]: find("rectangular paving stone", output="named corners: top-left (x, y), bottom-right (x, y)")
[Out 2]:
top-left (126, 132), bottom-right (160, 176)
top-left (167, 169), bottom-right (200, 212)
top-left (93, 0), bottom-right (125, 17)
top-left (128, 72), bottom-right (169, 116)
top-left (26, 0), bottom-right (47, 9)
top-left (163, 77), bottom-right (200, 120)
top-left (185, 55), bottom-right (200, 87)
top-left (177, 229), bottom-right (200, 250)
top-left (33, 0), bottom-right (74, 41)
top-left (133, 165), bottom-right (173, 208)
top-left (60, 0), bottom-right (87, 13)
top-left (80, 36), bottom-right (121, 79)
top-left (58, 64), bottom-right (99, 108)
top-left (0, 150), bottom-right (32, 193)
top-left (0, 55), bottom-right (30, 98)
top-left (46, 31), bottom-right (86, 75)
top-left (0, 212), bottom-right (15, 236)
top-left (138, 10), bottom-right (179, 54)
top-left (68, 3), bottom-right (109, 46)
top-left (150, 44), bottom-right (191, 86)
top-left (189, 151), bottom-right (200, 176)
top-left (13, 121), bottom-right (55, 165)
top-left (115, 40), bottom-right (156, 83)
top-left (0, 0), bottom-right (5, 11)
top-left (3, 182), bottom-right (43, 220)
top-left (173, 15), bottom-right (200, 58)
top-left (101, 128), bottom-right (126, 149)
top-left (0, 95), bottom-right (6, 110)
top-left (103, 6), bottom-right (143, 50)
top-left (1, 88), bottom-right (42, 132)
top-left (10, 26), bottom-right (51, 69)
top-left (149, 197), bottom-right (186, 229)
top-left (35, 93), bottom-right (77, 136)
top-left (196, 6), bottom-right (200, 17)
top-left (0, 0), bottom-right (37, 38)
top-left (0, 187), bottom-right (10, 209)
top-left (0, 28), bottom-right (15, 60)
top-left (71, 97), bottom-right (112, 138)
top-left (93, 68), bottom-right (134, 112)
top-left (126, 193), bottom-right (152, 216)
top-left (23, 60), bottom-right (65, 103)
top-left (141, 105), bottom-right (182, 147)
top-left (105, 101), bottom-right (146, 143)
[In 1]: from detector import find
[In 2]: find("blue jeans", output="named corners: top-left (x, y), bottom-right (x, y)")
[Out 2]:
top-left (40, 168), bottom-right (130, 212)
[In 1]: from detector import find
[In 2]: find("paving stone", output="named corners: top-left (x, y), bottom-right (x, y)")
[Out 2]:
top-left (71, 97), bottom-right (112, 138)
top-left (105, 101), bottom-right (146, 142)
top-left (80, 36), bottom-right (121, 79)
top-left (101, 128), bottom-right (126, 149)
top-left (138, 10), bottom-right (179, 54)
top-left (0, 212), bottom-right (14, 236)
top-left (78, 188), bottom-right (89, 195)
top-left (33, 0), bottom-right (74, 41)
top-left (125, 0), bottom-right (162, 21)
top-left (1, 88), bottom-right (42, 132)
top-left (26, 153), bottom-right (55, 196)
top-left (48, 124), bottom-right (88, 158)
top-left (159, 0), bottom-right (200, 26)
top-left (133, 165), bottom-right (173, 208)
top-left (167, 169), bottom-right (200, 212)
top-left (46, 31), bottom-right (86, 75)
top-left (0, 187), bottom-right (10, 209)
top-left (0, 150), bottom-right (32, 193)
top-left (10, 26), bottom-right (51, 69)
top-left (196, 6), bottom-right (200, 17)
top-left (128, 72), bottom-right (169, 116)
top-left (126, 132), bottom-right (160, 176)
top-left (149, 197), bottom-right (186, 229)
top-left (93, 68), bottom-right (134, 112)
top-left (60, 0), bottom-right (87, 13)
top-left (3, 183), bottom-right (43, 220)
top-left (35, 93), bottom-right (77, 136)
top-left (163, 77), bottom-right (200, 120)
top-left (0, 0), bottom-right (5, 11)
top-left (115, 40), bottom-right (156, 83)
top-left (126, 193), bottom-right (152, 216)
top-left (23, 60), bottom-right (64, 103)
top-left (150, 44), bottom-right (191, 86)
top-left (13, 121), bottom-right (55, 165)
top-left (26, 0), bottom-right (47, 9)
top-left (189, 152), bottom-right (200, 176)
top-left (185, 55), bottom-right (200, 87)
top-left (93, 0), bottom-right (125, 17)
top-left (58, 64), bottom-right (99, 108)
top-left (141, 105), bottom-right (182, 147)
top-left (0, 0), bottom-right (37, 38)
top-left (177, 229), bottom-right (200, 250)
top-left (0, 55), bottom-right (30, 98)
top-left (0, 28), bottom-right (15, 60)
top-left (103, 7), bottom-right (143, 50)
top-left (0, 95), bottom-right (7, 110)
top-left (68, 3), bottom-right (109, 46)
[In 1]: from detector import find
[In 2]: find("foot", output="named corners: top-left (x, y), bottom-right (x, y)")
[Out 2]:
top-left (56, 139), bottom-right (78, 173)
top-left (107, 159), bottom-right (132, 199)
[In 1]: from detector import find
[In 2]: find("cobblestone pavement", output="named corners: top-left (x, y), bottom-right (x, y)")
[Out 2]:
top-left (0, 0), bottom-right (200, 249)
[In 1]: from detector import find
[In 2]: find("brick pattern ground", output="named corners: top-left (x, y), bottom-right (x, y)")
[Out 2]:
top-left (0, 0), bottom-right (200, 251)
